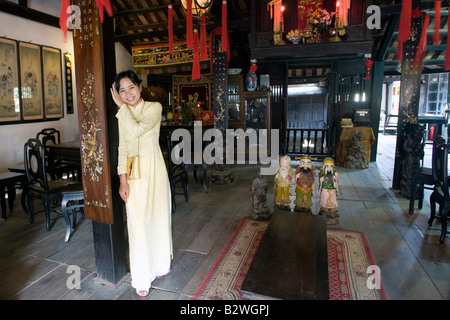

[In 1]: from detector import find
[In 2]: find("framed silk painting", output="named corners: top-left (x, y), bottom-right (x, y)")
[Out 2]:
top-left (42, 46), bottom-right (63, 118)
top-left (19, 42), bottom-right (44, 120)
top-left (0, 38), bottom-right (20, 122)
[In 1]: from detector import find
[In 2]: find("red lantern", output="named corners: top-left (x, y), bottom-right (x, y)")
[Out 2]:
top-left (364, 59), bottom-right (374, 80)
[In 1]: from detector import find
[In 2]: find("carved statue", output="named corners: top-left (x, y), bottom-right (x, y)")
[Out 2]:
top-left (294, 155), bottom-right (315, 212)
top-left (319, 157), bottom-right (339, 225)
top-left (274, 155), bottom-right (293, 209)
top-left (250, 171), bottom-right (271, 220)
top-left (344, 131), bottom-right (369, 169)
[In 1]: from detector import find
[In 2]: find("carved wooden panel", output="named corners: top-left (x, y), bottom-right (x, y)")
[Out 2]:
top-left (72, 0), bottom-right (113, 224)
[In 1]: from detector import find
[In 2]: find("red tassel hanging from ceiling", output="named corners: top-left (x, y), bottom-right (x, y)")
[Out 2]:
top-left (433, 1), bottom-right (441, 44)
top-left (445, 7), bottom-right (450, 70)
top-left (187, 0), bottom-right (193, 49)
top-left (412, 11), bottom-right (429, 69)
top-left (101, 0), bottom-right (113, 18)
top-left (222, 1), bottom-right (228, 52)
top-left (59, 0), bottom-right (70, 38)
top-left (169, 5), bottom-right (173, 55)
top-left (95, 0), bottom-right (113, 22)
top-left (95, 0), bottom-right (104, 22)
top-left (201, 15), bottom-right (208, 60)
top-left (192, 29), bottom-right (201, 80)
top-left (396, 0), bottom-right (412, 61)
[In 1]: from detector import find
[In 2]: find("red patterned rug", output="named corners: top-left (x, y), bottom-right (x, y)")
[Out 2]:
top-left (192, 217), bottom-right (388, 300)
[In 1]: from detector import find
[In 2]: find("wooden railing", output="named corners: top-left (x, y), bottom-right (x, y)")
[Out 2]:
top-left (285, 128), bottom-right (329, 158)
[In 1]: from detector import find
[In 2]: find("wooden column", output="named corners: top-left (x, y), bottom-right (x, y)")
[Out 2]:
top-left (72, 0), bottom-right (127, 287)
top-left (392, 13), bottom-right (425, 190)
top-left (211, 32), bottom-right (233, 184)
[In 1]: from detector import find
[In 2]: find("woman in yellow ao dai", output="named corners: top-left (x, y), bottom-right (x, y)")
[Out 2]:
top-left (112, 71), bottom-right (172, 298)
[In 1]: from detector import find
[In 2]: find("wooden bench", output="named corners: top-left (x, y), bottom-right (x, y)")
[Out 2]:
top-left (241, 210), bottom-right (329, 300)
top-left (0, 171), bottom-right (28, 220)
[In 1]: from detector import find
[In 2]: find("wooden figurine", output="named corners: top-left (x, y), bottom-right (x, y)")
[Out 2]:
top-left (274, 155), bottom-right (293, 209)
top-left (250, 171), bottom-right (271, 220)
top-left (319, 157), bottom-right (339, 224)
top-left (294, 155), bottom-right (315, 213)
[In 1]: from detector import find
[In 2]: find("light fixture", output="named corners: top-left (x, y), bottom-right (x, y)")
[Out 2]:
top-left (181, 0), bottom-right (213, 18)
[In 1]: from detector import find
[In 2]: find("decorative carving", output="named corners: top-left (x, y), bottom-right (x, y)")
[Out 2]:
top-left (344, 131), bottom-right (369, 169)
top-left (297, 0), bottom-right (322, 30)
top-left (250, 171), bottom-right (271, 220)
top-left (75, 0), bottom-right (100, 49)
top-left (80, 70), bottom-right (105, 183)
top-left (400, 123), bottom-right (425, 199)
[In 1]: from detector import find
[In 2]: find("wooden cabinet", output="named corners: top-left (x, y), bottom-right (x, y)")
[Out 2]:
top-left (243, 90), bottom-right (272, 154)
top-left (227, 75), bottom-right (245, 130)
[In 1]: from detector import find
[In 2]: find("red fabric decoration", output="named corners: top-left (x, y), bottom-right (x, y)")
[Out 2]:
top-left (364, 59), bottom-right (374, 80)
top-left (222, 1), bottom-right (228, 52)
top-left (192, 29), bottom-right (201, 80)
top-left (95, 0), bottom-right (113, 22)
top-left (433, 1), bottom-right (441, 44)
top-left (445, 6), bottom-right (450, 70)
top-left (209, 28), bottom-right (230, 71)
top-left (187, 0), bottom-right (193, 49)
top-left (59, 0), bottom-right (71, 38)
top-left (201, 15), bottom-right (208, 61)
top-left (168, 5), bottom-right (173, 55)
top-left (412, 10), bottom-right (429, 69)
top-left (396, 0), bottom-right (412, 61)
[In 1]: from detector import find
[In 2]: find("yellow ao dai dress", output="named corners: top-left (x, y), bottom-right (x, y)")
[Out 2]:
top-left (116, 99), bottom-right (172, 290)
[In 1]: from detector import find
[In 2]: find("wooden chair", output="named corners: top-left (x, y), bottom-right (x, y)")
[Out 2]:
top-left (36, 128), bottom-right (80, 180)
top-left (409, 130), bottom-right (434, 215)
top-left (429, 135), bottom-right (449, 243)
top-left (24, 138), bottom-right (84, 242)
top-left (167, 135), bottom-right (189, 213)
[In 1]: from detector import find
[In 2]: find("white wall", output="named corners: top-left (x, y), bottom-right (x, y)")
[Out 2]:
top-left (0, 11), bottom-right (79, 172)
top-left (0, 8), bottom-right (133, 172)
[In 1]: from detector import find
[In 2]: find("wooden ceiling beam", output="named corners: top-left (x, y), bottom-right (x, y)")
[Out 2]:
top-left (114, 19), bottom-right (250, 43)
top-left (113, 3), bottom-right (182, 17)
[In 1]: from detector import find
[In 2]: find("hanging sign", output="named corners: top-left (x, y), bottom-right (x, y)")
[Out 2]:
top-left (132, 40), bottom-right (210, 68)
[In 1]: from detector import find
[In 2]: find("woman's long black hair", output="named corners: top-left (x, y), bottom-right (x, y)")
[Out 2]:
top-left (114, 70), bottom-right (142, 93)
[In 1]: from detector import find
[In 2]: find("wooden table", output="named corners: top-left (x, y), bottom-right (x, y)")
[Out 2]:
top-left (241, 210), bottom-right (329, 300)
top-left (47, 140), bottom-right (81, 163)
top-left (0, 171), bottom-right (28, 220)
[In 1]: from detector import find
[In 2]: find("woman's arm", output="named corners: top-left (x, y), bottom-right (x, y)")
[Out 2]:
top-left (126, 101), bottom-right (163, 138)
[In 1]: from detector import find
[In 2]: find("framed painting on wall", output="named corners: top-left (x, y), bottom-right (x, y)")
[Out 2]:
top-left (172, 73), bottom-right (212, 111)
top-left (19, 42), bottom-right (44, 120)
top-left (42, 46), bottom-right (63, 118)
top-left (0, 38), bottom-right (20, 123)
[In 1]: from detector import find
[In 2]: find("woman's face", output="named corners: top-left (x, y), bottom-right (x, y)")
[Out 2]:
top-left (118, 77), bottom-right (142, 107)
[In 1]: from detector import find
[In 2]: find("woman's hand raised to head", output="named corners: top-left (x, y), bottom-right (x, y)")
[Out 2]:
top-left (111, 82), bottom-right (125, 107)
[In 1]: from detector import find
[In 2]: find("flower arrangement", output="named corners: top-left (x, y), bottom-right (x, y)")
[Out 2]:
top-left (307, 8), bottom-right (333, 33)
top-left (287, 29), bottom-right (301, 38)
top-left (287, 29), bottom-right (302, 44)
top-left (172, 92), bottom-right (205, 124)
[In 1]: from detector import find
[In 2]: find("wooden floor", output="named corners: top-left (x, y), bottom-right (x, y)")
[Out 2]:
top-left (0, 133), bottom-right (449, 300)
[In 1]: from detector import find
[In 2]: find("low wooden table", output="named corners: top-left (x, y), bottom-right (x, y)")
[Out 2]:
top-left (241, 210), bottom-right (329, 300)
